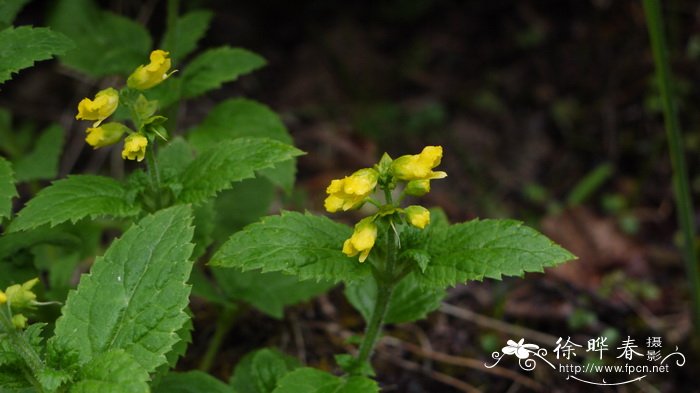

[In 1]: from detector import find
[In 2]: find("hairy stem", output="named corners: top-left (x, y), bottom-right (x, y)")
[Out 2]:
top-left (0, 307), bottom-right (45, 392)
top-left (145, 142), bottom-right (161, 191)
top-left (643, 0), bottom-right (700, 331)
top-left (354, 219), bottom-right (398, 374)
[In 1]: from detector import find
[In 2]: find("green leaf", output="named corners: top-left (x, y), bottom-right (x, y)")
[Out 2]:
top-left (272, 368), bottom-right (379, 393)
top-left (0, 26), bottom-right (73, 84)
top-left (187, 99), bottom-right (296, 192)
top-left (230, 348), bottom-right (300, 393)
top-left (52, 206), bottom-right (195, 373)
top-left (0, 156), bottom-right (17, 219)
top-left (50, 0), bottom-right (150, 77)
top-left (213, 269), bottom-right (334, 319)
top-left (0, 0), bottom-right (31, 29)
top-left (161, 10), bottom-right (213, 62)
top-left (9, 175), bottom-right (141, 232)
top-left (177, 137), bottom-right (303, 204)
top-left (345, 273), bottom-right (445, 324)
top-left (12, 124), bottom-right (63, 182)
top-left (210, 211), bottom-right (370, 283)
top-left (153, 371), bottom-right (231, 393)
top-left (180, 46), bottom-right (266, 98)
top-left (421, 219), bottom-right (576, 288)
top-left (158, 137), bottom-right (195, 182)
top-left (69, 349), bottom-right (149, 393)
top-left (212, 178), bottom-right (276, 243)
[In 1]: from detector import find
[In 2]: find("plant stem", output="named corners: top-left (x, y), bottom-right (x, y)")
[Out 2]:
top-left (643, 0), bottom-right (700, 331)
top-left (145, 142), bottom-right (161, 191)
top-left (198, 306), bottom-right (238, 372)
top-left (0, 307), bottom-right (45, 392)
top-left (354, 219), bottom-right (398, 374)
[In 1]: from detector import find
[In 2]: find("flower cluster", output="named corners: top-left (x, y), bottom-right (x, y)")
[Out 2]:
top-left (75, 50), bottom-right (174, 162)
top-left (325, 146), bottom-right (447, 262)
top-left (0, 278), bottom-right (40, 329)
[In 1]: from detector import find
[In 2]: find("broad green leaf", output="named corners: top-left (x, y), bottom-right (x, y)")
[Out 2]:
top-left (50, 0), bottom-right (150, 77)
top-left (158, 137), bottom-right (195, 182)
top-left (213, 268), bottom-right (334, 319)
top-left (70, 349), bottom-right (149, 393)
top-left (230, 348), bottom-right (300, 393)
top-left (12, 124), bottom-right (63, 182)
top-left (421, 219), bottom-right (575, 288)
top-left (213, 178), bottom-right (276, 243)
top-left (177, 137), bottom-right (302, 204)
top-left (0, 0), bottom-right (31, 29)
top-left (345, 273), bottom-right (445, 324)
top-left (161, 10), bottom-right (213, 61)
top-left (188, 99), bottom-right (296, 191)
top-left (180, 46), bottom-right (266, 98)
top-left (0, 26), bottom-right (73, 84)
top-left (52, 206), bottom-right (195, 373)
top-left (0, 156), bottom-right (17, 219)
top-left (153, 371), bottom-right (231, 393)
top-left (210, 211), bottom-right (370, 283)
top-left (272, 368), bottom-right (379, 393)
top-left (10, 175), bottom-right (141, 232)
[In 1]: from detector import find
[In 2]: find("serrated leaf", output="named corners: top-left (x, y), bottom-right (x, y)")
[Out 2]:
top-left (9, 175), bottom-right (141, 232)
top-left (420, 219), bottom-right (576, 288)
top-left (210, 211), bottom-right (370, 283)
top-left (272, 368), bottom-right (379, 393)
top-left (180, 46), bottom-right (266, 98)
top-left (345, 273), bottom-right (445, 324)
top-left (400, 248), bottom-right (430, 273)
top-left (213, 178), bottom-right (276, 243)
top-left (69, 349), bottom-right (149, 393)
top-left (50, 0), bottom-right (150, 77)
top-left (153, 371), bottom-right (231, 393)
top-left (0, 156), bottom-right (17, 219)
top-left (12, 124), bottom-right (63, 182)
top-left (213, 269), bottom-right (334, 319)
top-left (230, 348), bottom-right (300, 393)
top-left (0, 26), bottom-right (73, 84)
top-left (158, 137), bottom-right (195, 182)
top-left (154, 308), bottom-right (193, 379)
top-left (52, 206), bottom-right (195, 373)
top-left (161, 10), bottom-right (213, 62)
top-left (177, 137), bottom-right (303, 204)
top-left (0, 0), bottom-right (31, 29)
top-left (187, 99), bottom-right (296, 191)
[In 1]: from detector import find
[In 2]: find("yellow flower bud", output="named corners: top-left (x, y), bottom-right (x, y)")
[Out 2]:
top-left (405, 179), bottom-right (431, 196)
top-left (0, 291), bottom-right (6, 304)
top-left (75, 88), bottom-right (119, 126)
top-left (12, 314), bottom-right (27, 329)
top-left (85, 122), bottom-right (129, 149)
top-left (5, 278), bottom-right (39, 309)
top-left (405, 205), bottom-right (430, 229)
top-left (343, 218), bottom-right (378, 263)
top-left (122, 133), bottom-right (148, 162)
top-left (127, 50), bottom-right (173, 90)
top-left (391, 146), bottom-right (447, 181)
top-left (324, 168), bottom-right (379, 213)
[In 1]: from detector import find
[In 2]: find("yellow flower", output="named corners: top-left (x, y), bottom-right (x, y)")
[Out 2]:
top-left (405, 205), bottom-right (430, 229)
top-left (0, 291), bottom-right (6, 304)
top-left (324, 168), bottom-right (379, 213)
top-left (405, 179), bottom-right (431, 196)
top-left (4, 278), bottom-right (39, 309)
top-left (75, 88), bottom-right (119, 126)
top-left (85, 122), bottom-right (128, 149)
top-left (122, 133), bottom-right (148, 162)
top-left (12, 314), bottom-right (27, 329)
top-left (391, 146), bottom-right (447, 181)
top-left (127, 49), bottom-right (173, 90)
top-left (343, 218), bottom-right (377, 263)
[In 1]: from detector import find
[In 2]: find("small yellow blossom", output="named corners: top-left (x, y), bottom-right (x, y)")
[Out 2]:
top-left (11, 314), bottom-right (27, 329)
top-left (85, 122), bottom-right (128, 149)
top-left (0, 291), bottom-right (6, 304)
top-left (127, 50), bottom-right (173, 90)
top-left (75, 88), bottom-right (119, 126)
top-left (342, 218), bottom-right (378, 263)
top-left (405, 205), bottom-right (430, 229)
top-left (405, 179), bottom-right (431, 196)
top-left (324, 168), bottom-right (379, 212)
top-left (122, 134), bottom-right (148, 162)
top-left (391, 146), bottom-right (447, 181)
top-left (4, 278), bottom-right (39, 309)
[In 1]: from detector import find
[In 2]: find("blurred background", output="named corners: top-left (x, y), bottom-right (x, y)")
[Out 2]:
top-left (2, 0), bottom-right (699, 391)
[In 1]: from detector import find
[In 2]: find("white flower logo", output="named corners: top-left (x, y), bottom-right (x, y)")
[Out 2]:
top-left (502, 338), bottom-right (539, 359)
